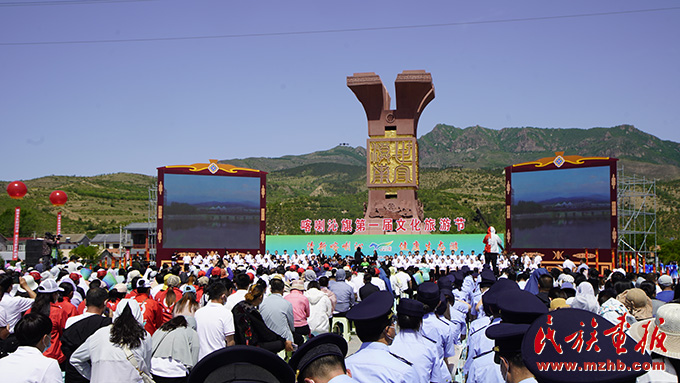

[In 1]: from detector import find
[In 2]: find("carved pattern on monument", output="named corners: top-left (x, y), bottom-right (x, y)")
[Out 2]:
top-left (368, 138), bottom-right (417, 187)
top-left (368, 201), bottom-right (414, 219)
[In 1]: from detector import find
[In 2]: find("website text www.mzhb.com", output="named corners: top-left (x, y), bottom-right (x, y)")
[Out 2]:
top-left (535, 359), bottom-right (665, 372)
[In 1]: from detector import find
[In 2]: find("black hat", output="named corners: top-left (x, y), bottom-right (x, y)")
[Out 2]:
top-left (435, 291), bottom-right (449, 316)
top-left (440, 287), bottom-right (454, 300)
top-left (437, 276), bottom-right (453, 291)
top-left (483, 278), bottom-right (520, 311)
top-left (417, 282), bottom-right (440, 306)
top-left (289, 334), bottom-right (348, 379)
top-left (522, 308), bottom-right (652, 383)
top-left (480, 269), bottom-right (496, 288)
top-left (397, 298), bottom-right (425, 318)
top-left (188, 345), bottom-right (294, 383)
top-left (346, 290), bottom-right (394, 321)
top-left (486, 322), bottom-right (531, 354)
top-left (496, 290), bottom-right (547, 324)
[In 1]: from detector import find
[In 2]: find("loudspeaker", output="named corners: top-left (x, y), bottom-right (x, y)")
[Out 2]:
top-left (25, 239), bottom-right (44, 268)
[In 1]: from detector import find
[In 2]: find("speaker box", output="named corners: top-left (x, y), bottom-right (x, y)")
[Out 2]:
top-left (25, 239), bottom-right (45, 268)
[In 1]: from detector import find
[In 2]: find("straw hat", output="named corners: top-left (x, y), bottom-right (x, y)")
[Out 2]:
top-left (618, 288), bottom-right (653, 321)
top-left (290, 279), bottom-right (305, 291)
top-left (166, 275), bottom-right (181, 288)
top-left (549, 298), bottom-right (570, 311)
top-left (630, 303), bottom-right (680, 359)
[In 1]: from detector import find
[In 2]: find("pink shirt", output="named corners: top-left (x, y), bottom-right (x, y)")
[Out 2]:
top-left (284, 290), bottom-right (310, 327)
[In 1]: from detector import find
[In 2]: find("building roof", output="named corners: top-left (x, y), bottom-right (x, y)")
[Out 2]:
top-left (60, 234), bottom-right (89, 243)
top-left (91, 233), bottom-right (132, 246)
top-left (124, 222), bottom-right (154, 231)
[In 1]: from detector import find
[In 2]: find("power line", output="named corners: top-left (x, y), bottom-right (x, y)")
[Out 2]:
top-left (2, 6), bottom-right (679, 46)
top-left (0, 0), bottom-right (155, 6)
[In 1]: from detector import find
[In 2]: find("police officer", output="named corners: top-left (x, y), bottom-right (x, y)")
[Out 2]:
top-left (486, 323), bottom-right (536, 383)
top-left (483, 289), bottom-right (549, 383)
top-left (389, 299), bottom-right (441, 383)
top-left (417, 282), bottom-right (456, 382)
top-left (289, 333), bottom-right (358, 383)
top-left (465, 278), bottom-right (520, 382)
top-left (345, 291), bottom-right (418, 383)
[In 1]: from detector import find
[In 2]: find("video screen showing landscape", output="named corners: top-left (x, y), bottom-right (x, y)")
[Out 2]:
top-left (162, 173), bottom-right (260, 249)
top-left (510, 166), bottom-right (612, 249)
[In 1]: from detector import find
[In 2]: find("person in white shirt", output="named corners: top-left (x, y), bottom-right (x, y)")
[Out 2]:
top-left (0, 274), bottom-right (37, 334)
top-left (532, 254), bottom-right (543, 270)
top-left (225, 274), bottom-right (251, 311)
top-left (0, 312), bottom-right (62, 383)
top-left (70, 299), bottom-right (153, 383)
top-left (195, 282), bottom-right (236, 360)
top-left (182, 254), bottom-right (192, 266)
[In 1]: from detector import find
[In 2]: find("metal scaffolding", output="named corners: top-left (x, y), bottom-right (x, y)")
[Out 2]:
top-left (617, 167), bottom-right (657, 271)
top-left (148, 186), bottom-right (157, 262)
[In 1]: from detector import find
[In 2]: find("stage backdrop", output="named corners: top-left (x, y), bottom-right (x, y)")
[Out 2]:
top-left (265, 234), bottom-right (499, 257)
top-left (505, 152), bottom-right (618, 272)
top-left (156, 160), bottom-right (267, 264)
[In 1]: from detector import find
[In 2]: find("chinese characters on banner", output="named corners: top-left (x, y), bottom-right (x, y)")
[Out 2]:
top-left (299, 217), bottom-right (467, 233)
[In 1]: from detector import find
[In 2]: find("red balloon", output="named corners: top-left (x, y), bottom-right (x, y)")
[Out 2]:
top-left (50, 190), bottom-right (68, 206)
top-left (6, 181), bottom-right (27, 199)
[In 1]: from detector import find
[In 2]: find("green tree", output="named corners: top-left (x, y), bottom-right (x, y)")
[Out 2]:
top-left (70, 244), bottom-right (101, 262)
top-left (659, 240), bottom-right (680, 264)
top-left (0, 207), bottom-right (46, 237)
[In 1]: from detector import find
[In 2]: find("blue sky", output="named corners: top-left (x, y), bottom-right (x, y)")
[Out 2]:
top-left (1, 1), bottom-right (678, 181)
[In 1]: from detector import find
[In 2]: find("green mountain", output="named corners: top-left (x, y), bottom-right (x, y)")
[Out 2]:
top-left (221, 125), bottom-right (680, 180)
top-left (419, 124), bottom-right (680, 179)
top-left (218, 145), bottom-right (366, 173)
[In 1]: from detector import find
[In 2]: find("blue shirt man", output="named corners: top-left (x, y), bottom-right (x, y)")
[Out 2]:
top-left (345, 291), bottom-right (418, 383)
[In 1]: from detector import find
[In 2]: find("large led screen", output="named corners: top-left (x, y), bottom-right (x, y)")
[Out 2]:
top-left (162, 173), bottom-right (261, 249)
top-left (510, 166), bottom-right (611, 249)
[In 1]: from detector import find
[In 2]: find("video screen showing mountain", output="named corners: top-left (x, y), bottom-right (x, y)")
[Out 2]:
top-left (510, 166), bottom-right (612, 249)
top-left (162, 173), bottom-right (260, 249)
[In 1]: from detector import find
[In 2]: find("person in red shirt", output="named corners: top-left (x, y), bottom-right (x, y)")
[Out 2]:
top-left (196, 276), bottom-right (209, 303)
top-left (106, 283), bottom-right (128, 314)
top-left (27, 279), bottom-right (69, 365)
top-left (154, 274), bottom-right (183, 324)
top-left (132, 278), bottom-right (163, 334)
top-left (55, 282), bottom-right (78, 318)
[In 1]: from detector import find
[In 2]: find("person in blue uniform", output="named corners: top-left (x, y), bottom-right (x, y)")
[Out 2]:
top-left (486, 323), bottom-right (537, 383)
top-left (465, 278), bottom-right (520, 383)
top-left (472, 268), bottom-right (495, 319)
top-left (289, 333), bottom-right (358, 383)
top-left (483, 289), bottom-right (549, 383)
top-left (345, 291), bottom-right (418, 383)
top-left (389, 299), bottom-right (442, 383)
top-left (417, 282), bottom-right (456, 382)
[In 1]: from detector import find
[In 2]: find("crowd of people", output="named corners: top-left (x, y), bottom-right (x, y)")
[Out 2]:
top-left (1, 232), bottom-right (680, 383)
